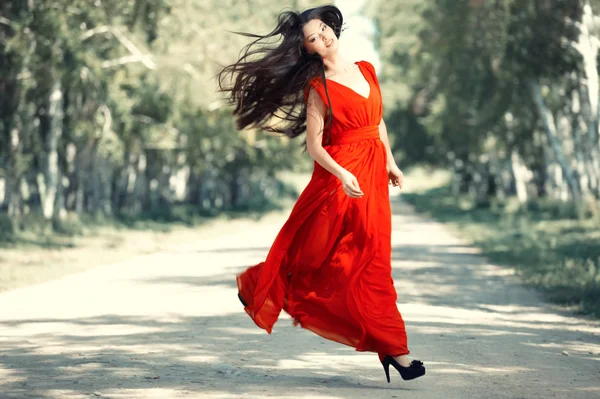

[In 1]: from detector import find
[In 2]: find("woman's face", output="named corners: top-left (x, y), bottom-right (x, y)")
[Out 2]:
top-left (302, 18), bottom-right (338, 57)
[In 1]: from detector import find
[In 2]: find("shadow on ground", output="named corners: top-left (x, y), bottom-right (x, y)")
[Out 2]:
top-left (0, 198), bottom-right (599, 398)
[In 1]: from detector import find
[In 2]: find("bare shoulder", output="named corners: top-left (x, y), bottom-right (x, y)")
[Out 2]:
top-left (306, 86), bottom-right (326, 116)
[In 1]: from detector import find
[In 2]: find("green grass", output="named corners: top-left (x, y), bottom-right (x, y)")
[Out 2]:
top-left (402, 184), bottom-right (600, 317)
top-left (0, 172), bottom-right (304, 248)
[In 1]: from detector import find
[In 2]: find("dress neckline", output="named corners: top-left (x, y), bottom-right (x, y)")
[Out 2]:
top-left (325, 61), bottom-right (371, 100)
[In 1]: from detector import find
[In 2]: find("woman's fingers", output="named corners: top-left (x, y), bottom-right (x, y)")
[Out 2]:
top-left (346, 187), bottom-right (363, 197)
top-left (340, 175), bottom-right (364, 198)
top-left (352, 184), bottom-right (364, 196)
top-left (352, 179), bottom-right (364, 195)
top-left (344, 183), bottom-right (363, 197)
top-left (389, 174), bottom-right (403, 188)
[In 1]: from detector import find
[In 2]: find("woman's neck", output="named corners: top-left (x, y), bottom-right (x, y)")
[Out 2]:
top-left (323, 54), bottom-right (351, 77)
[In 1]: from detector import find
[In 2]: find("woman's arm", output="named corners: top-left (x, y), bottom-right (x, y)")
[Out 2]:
top-left (378, 117), bottom-right (397, 169)
top-left (378, 117), bottom-right (404, 188)
top-left (306, 87), bottom-right (363, 198)
top-left (305, 87), bottom-right (345, 178)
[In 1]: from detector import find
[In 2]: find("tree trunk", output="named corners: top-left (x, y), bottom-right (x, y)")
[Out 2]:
top-left (134, 150), bottom-right (147, 213)
top-left (511, 150), bottom-right (530, 203)
top-left (173, 151), bottom-right (189, 202)
top-left (4, 127), bottom-right (22, 220)
top-left (575, 2), bottom-right (600, 197)
top-left (114, 138), bottom-right (140, 212)
top-left (38, 80), bottom-right (63, 221)
top-left (99, 157), bottom-right (113, 215)
top-left (529, 79), bottom-right (581, 201)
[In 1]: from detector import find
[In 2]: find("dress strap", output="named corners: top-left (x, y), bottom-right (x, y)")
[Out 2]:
top-left (357, 61), bottom-right (379, 88)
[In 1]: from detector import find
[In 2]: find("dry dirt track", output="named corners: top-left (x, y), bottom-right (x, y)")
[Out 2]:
top-left (1, 198), bottom-right (599, 399)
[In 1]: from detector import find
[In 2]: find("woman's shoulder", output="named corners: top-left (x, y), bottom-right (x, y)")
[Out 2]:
top-left (309, 75), bottom-right (324, 87)
top-left (303, 77), bottom-right (324, 102)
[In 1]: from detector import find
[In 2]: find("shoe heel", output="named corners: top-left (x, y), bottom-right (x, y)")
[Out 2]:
top-left (382, 359), bottom-right (391, 383)
top-left (237, 292), bottom-right (248, 307)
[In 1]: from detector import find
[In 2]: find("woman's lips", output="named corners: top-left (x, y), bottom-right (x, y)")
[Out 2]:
top-left (326, 38), bottom-right (333, 47)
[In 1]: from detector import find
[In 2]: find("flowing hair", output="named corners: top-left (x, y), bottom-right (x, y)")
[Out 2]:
top-left (217, 5), bottom-right (344, 145)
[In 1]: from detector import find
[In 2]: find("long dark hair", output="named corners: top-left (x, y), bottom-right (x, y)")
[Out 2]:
top-left (217, 5), bottom-right (344, 144)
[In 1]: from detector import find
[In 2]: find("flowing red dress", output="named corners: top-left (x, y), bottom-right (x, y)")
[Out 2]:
top-left (236, 60), bottom-right (409, 359)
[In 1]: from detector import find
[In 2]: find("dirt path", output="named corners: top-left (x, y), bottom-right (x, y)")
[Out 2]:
top-left (1, 198), bottom-right (599, 399)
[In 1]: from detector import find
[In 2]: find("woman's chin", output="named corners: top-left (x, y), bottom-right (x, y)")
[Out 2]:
top-left (326, 46), bottom-right (339, 56)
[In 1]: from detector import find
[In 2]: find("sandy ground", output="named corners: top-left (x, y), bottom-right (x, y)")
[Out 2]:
top-left (1, 198), bottom-right (599, 399)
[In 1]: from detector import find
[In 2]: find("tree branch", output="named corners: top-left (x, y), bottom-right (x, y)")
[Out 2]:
top-left (80, 26), bottom-right (112, 40)
top-left (0, 16), bottom-right (13, 27)
top-left (110, 27), bottom-right (155, 70)
top-left (102, 55), bottom-right (154, 69)
top-left (82, 26), bottom-right (156, 70)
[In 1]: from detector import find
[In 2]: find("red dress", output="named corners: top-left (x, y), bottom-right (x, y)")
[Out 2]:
top-left (236, 60), bottom-right (409, 359)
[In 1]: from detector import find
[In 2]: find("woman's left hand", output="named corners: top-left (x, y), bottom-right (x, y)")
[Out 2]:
top-left (387, 164), bottom-right (404, 189)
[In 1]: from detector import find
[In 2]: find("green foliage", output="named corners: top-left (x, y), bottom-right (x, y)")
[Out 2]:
top-left (1, 0), bottom-right (319, 237)
top-left (504, 0), bottom-right (583, 79)
top-left (374, 0), bottom-right (600, 210)
top-left (0, 214), bottom-right (15, 242)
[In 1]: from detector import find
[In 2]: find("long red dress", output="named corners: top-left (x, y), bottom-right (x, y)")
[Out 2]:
top-left (236, 60), bottom-right (409, 359)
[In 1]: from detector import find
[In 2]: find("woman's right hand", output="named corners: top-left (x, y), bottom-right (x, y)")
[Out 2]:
top-left (337, 170), bottom-right (364, 198)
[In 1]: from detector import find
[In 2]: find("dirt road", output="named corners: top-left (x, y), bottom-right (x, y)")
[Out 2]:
top-left (1, 199), bottom-right (599, 399)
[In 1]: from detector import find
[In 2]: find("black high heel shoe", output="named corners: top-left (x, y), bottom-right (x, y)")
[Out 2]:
top-left (237, 292), bottom-right (248, 307)
top-left (381, 355), bottom-right (425, 383)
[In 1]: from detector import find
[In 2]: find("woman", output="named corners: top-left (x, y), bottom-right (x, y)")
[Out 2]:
top-left (218, 4), bottom-right (425, 383)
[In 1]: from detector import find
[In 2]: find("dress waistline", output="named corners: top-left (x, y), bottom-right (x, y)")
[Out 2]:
top-left (328, 125), bottom-right (380, 145)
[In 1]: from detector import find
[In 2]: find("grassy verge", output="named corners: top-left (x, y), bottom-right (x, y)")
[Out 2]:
top-left (402, 167), bottom-right (600, 317)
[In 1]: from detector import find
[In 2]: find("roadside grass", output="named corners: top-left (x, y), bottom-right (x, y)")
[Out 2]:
top-left (402, 167), bottom-right (600, 317)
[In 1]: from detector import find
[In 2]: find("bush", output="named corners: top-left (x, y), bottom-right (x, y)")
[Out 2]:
top-left (0, 214), bottom-right (15, 242)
